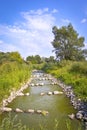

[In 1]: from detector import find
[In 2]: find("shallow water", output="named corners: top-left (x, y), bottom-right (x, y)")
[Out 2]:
top-left (0, 72), bottom-right (84, 130)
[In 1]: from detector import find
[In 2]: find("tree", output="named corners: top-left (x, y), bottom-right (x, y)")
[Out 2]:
top-left (52, 24), bottom-right (86, 61)
top-left (44, 56), bottom-right (55, 63)
top-left (34, 55), bottom-right (42, 64)
top-left (9, 52), bottom-right (23, 63)
top-left (0, 51), bottom-right (23, 64)
top-left (26, 55), bottom-right (42, 64)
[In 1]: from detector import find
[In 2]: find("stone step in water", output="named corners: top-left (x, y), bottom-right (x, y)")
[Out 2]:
top-left (40, 91), bottom-right (63, 96)
top-left (0, 107), bottom-right (49, 116)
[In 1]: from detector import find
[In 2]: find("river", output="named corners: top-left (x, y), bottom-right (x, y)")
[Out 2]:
top-left (0, 71), bottom-right (84, 130)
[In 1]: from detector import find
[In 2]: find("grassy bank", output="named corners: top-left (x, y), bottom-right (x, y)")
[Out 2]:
top-left (0, 61), bottom-right (32, 104)
top-left (42, 60), bottom-right (87, 101)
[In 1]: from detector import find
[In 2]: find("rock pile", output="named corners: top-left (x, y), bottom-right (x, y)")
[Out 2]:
top-left (1, 79), bottom-right (32, 108)
top-left (57, 80), bottom-right (87, 128)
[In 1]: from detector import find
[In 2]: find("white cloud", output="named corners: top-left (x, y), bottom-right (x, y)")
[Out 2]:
top-left (0, 40), bottom-right (3, 44)
top-left (52, 9), bottom-right (58, 13)
top-left (81, 18), bottom-right (87, 23)
top-left (61, 19), bottom-right (70, 23)
top-left (0, 40), bottom-right (19, 52)
top-left (0, 8), bottom-right (57, 58)
top-left (26, 8), bottom-right (49, 15)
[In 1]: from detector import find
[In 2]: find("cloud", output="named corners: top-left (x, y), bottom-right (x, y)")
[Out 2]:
top-left (81, 18), bottom-right (87, 23)
top-left (0, 8), bottom-right (56, 58)
top-left (52, 9), bottom-right (58, 13)
top-left (61, 19), bottom-right (70, 23)
top-left (0, 40), bottom-right (3, 44)
top-left (25, 8), bottom-right (49, 15)
top-left (0, 40), bottom-right (19, 52)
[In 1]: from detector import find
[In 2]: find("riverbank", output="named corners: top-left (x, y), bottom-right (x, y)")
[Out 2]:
top-left (0, 78), bottom-right (32, 110)
top-left (0, 70), bottom-right (84, 130)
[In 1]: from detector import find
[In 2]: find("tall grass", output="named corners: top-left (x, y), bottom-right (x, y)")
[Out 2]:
top-left (0, 61), bottom-right (32, 103)
top-left (42, 60), bottom-right (87, 100)
top-left (0, 114), bottom-right (82, 130)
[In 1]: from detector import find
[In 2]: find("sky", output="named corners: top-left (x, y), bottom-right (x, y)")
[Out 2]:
top-left (0, 0), bottom-right (87, 59)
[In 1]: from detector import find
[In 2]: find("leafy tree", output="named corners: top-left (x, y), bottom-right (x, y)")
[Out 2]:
top-left (34, 55), bottom-right (42, 64)
top-left (26, 55), bottom-right (42, 64)
top-left (0, 51), bottom-right (23, 64)
top-left (9, 52), bottom-right (23, 63)
top-left (52, 24), bottom-right (86, 61)
top-left (44, 56), bottom-right (55, 63)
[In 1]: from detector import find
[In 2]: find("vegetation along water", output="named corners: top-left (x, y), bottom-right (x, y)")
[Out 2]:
top-left (0, 24), bottom-right (87, 129)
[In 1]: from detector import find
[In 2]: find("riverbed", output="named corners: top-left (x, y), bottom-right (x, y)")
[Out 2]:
top-left (0, 71), bottom-right (84, 130)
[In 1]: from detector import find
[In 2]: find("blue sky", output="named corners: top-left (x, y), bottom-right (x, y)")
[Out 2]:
top-left (0, 0), bottom-right (87, 58)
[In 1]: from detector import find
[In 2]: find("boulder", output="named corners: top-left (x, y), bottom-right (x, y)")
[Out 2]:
top-left (47, 91), bottom-right (52, 95)
top-left (76, 111), bottom-right (83, 120)
top-left (30, 83), bottom-right (35, 87)
top-left (40, 83), bottom-right (44, 86)
top-left (2, 99), bottom-right (8, 107)
top-left (53, 91), bottom-right (63, 95)
top-left (15, 108), bottom-right (23, 113)
top-left (28, 109), bottom-right (34, 113)
top-left (83, 113), bottom-right (87, 122)
top-left (40, 92), bottom-right (45, 96)
top-left (0, 107), bottom-right (12, 112)
top-left (41, 110), bottom-right (49, 116)
top-left (25, 93), bottom-right (30, 96)
top-left (68, 113), bottom-right (75, 120)
top-left (18, 92), bottom-right (24, 96)
top-left (36, 110), bottom-right (42, 114)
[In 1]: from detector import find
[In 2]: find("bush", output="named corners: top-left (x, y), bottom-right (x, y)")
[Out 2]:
top-left (0, 62), bottom-right (31, 103)
top-left (43, 60), bottom-right (87, 101)
top-left (70, 61), bottom-right (87, 76)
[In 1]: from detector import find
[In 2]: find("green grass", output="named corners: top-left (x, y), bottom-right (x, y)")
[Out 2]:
top-left (42, 60), bottom-right (87, 100)
top-left (0, 114), bottom-right (82, 130)
top-left (0, 61), bottom-right (32, 104)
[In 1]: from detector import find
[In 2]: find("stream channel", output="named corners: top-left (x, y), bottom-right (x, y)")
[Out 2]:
top-left (0, 71), bottom-right (84, 130)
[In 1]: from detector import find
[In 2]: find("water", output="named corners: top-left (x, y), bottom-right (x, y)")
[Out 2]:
top-left (0, 72), bottom-right (84, 130)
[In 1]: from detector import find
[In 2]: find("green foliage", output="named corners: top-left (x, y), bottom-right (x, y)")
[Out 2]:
top-left (0, 51), bottom-right (23, 64)
top-left (66, 119), bottom-right (71, 130)
top-left (32, 63), bottom-right (45, 70)
top-left (52, 24), bottom-right (86, 61)
top-left (0, 114), bottom-right (82, 130)
top-left (42, 62), bottom-right (58, 73)
top-left (0, 114), bottom-right (30, 130)
top-left (26, 55), bottom-right (42, 64)
top-left (0, 61), bottom-right (31, 103)
top-left (43, 60), bottom-right (87, 100)
top-left (70, 61), bottom-right (87, 76)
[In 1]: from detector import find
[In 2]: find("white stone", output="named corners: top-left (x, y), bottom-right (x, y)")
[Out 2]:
top-left (53, 91), bottom-right (63, 95)
top-left (36, 110), bottom-right (42, 114)
top-left (18, 92), bottom-right (24, 96)
top-left (68, 113), bottom-right (75, 119)
top-left (25, 93), bottom-right (30, 96)
top-left (40, 92), bottom-right (45, 96)
top-left (1, 107), bottom-right (12, 112)
top-left (40, 83), bottom-right (44, 86)
top-left (48, 92), bottom-right (52, 95)
top-left (28, 109), bottom-right (34, 113)
top-left (15, 108), bottom-right (23, 113)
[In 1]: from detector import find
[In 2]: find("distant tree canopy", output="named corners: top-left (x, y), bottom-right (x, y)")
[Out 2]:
top-left (44, 56), bottom-right (55, 63)
top-left (26, 55), bottom-right (56, 64)
top-left (26, 55), bottom-right (42, 64)
top-left (52, 23), bottom-right (87, 61)
top-left (0, 51), bottom-right (23, 64)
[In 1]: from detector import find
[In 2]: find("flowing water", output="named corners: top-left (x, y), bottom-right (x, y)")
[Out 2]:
top-left (0, 71), bottom-right (84, 130)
